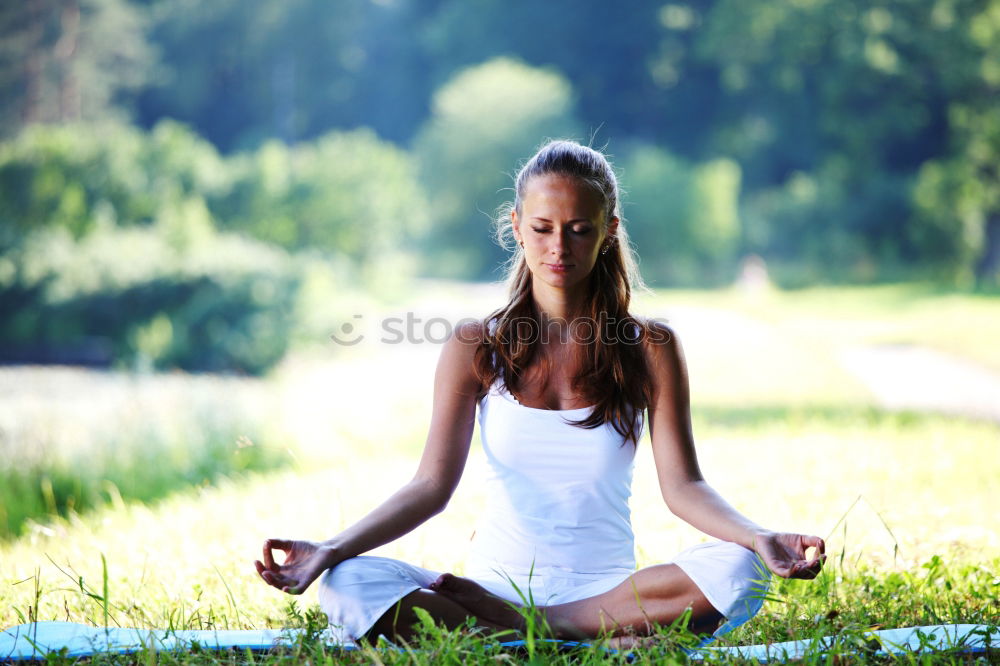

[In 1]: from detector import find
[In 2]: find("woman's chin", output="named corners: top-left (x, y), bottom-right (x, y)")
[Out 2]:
top-left (537, 274), bottom-right (581, 290)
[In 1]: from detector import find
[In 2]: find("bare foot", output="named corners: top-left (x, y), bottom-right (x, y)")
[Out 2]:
top-left (428, 573), bottom-right (527, 631)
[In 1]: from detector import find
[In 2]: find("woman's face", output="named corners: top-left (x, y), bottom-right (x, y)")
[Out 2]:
top-left (512, 173), bottom-right (618, 293)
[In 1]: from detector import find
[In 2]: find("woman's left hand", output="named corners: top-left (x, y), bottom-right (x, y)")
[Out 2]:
top-left (254, 538), bottom-right (340, 595)
top-left (753, 531), bottom-right (826, 579)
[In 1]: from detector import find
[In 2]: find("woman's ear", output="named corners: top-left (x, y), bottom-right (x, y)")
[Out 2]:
top-left (511, 210), bottom-right (522, 244)
top-left (606, 216), bottom-right (620, 242)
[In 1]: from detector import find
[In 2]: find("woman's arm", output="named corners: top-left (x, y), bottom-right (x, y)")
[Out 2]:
top-left (643, 321), bottom-right (825, 578)
top-left (255, 321), bottom-right (485, 594)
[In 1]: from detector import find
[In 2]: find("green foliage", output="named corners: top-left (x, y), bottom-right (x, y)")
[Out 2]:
top-left (913, 104), bottom-right (1000, 287)
top-left (0, 119), bottom-right (418, 281)
top-left (137, 0), bottom-right (430, 149)
top-left (216, 128), bottom-right (427, 290)
top-left (6, 0), bottom-right (1000, 287)
top-left (414, 58), bottom-right (579, 279)
top-left (750, 555), bottom-right (1000, 650)
top-left (739, 161), bottom-right (917, 286)
top-left (0, 120), bottom-right (226, 250)
top-left (622, 144), bottom-right (742, 285)
top-left (693, 0), bottom-right (1000, 286)
top-left (1, 223), bottom-right (302, 374)
top-left (6, 554), bottom-right (999, 663)
top-left (0, 123), bottom-right (137, 245)
top-left (0, 120), bottom-right (410, 372)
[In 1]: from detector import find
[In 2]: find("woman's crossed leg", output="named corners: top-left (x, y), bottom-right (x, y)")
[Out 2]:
top-left (365, 563), bottom-right (722, 643)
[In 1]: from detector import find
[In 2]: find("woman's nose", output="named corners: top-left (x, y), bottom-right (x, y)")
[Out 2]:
top-left (550, 230), bottom-right (570, 255)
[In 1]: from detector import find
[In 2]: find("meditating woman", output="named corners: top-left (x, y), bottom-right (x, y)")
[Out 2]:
top-left (254, 140), bottom-right (825, 644)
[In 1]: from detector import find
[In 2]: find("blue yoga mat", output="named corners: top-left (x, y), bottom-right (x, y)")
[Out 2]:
top-left (1, 622), bottom-right (996, 660)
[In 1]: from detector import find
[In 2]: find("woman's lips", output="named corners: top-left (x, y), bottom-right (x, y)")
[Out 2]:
top-left (546, 263), bottom-right (573, 272)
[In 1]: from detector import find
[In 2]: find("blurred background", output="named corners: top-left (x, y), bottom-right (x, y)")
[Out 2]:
top-left (1, 0), bottom-right (998, 631)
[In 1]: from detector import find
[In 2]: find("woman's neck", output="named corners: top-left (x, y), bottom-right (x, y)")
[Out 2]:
top-left (530, 280), bottom-right (587, 323)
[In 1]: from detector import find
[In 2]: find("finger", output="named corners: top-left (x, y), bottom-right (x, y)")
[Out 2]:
top-left (801, 535), bottom-right (825, 554)
top-left (259, 569), bottom-right (278, 587)
top-left (263, 539), bottom-right (292, 569)
top-left (768, 560), bottom-right (794, 578)
top-left (254, 559), bottom-right (282, 584)
top-left (793, 557), bottom-right (824, 579)
top-left (793, 566), bottom-right (820, 580)
top-left (806, 550), bottom-right (827, 566)
top-left (802, 545), bottom-right (827, 570)
top-left (262, 569), bottom-right (296, 589)
top-left (808, 554), bottom-right (827, 573)
top-left (255, 560), bottom-right (280, 586)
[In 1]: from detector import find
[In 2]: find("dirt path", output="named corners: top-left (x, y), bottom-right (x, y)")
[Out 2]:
top-left (839, 344), bottom-right (1000, 423)
top-left (664, 302), bottom-right (1000, 423)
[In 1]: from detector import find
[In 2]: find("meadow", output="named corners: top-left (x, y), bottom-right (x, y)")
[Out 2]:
top-left (1, 282), bottom-right (998, 664)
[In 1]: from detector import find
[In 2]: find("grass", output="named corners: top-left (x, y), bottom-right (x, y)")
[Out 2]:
top-left (2, 404), bottom-right (996, 662)
top-left (1, 282), bottom-right (999, 663)
top-left (0, 367), bottom-right (292, 540)
top-left (3, 548), bottom-right (997, 663)
top-left (640, 282), bottom-right (1000, 373)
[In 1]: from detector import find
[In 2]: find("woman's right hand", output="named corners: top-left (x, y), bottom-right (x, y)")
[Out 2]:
top-left (254, 538), bottom-right (342, 595)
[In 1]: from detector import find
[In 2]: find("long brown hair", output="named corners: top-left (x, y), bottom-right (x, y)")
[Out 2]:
top-left (472, 140), bottom-right (658, 445)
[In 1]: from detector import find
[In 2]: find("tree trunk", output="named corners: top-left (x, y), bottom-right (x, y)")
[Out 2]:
top-left (974, 213), bottom-right (1000, 287)
top-left (21, 0), bottom-right (44, 125)
top-left (55, 0), bottom-right (80, 121)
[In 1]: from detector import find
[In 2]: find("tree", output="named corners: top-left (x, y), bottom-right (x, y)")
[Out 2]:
top-left (417, 0), bottom-right (669, 145)
top-left (136, 0), bottom-right (432, 150)
top-left (914, 106), bottom-right (1000, 286)
top-left (689, 0), bottom-right (998, 282)
top-left (413, 57), bottom-right (579, 279)
top-left (0, 119), bottom-right (224, 252)
top-left (621, 143), bottom-right (741, 286)
top-left (0, 0), bottom-right (153, 136)
top-left (216, 128), bottom-right (428, 288)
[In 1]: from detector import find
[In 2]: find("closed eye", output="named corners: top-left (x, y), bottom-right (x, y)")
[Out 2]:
top-left (531, 227), bottom-right (593, 235)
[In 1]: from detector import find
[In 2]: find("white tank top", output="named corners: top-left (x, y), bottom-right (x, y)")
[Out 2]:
top-left (468, 374), bottom-right (644, 577)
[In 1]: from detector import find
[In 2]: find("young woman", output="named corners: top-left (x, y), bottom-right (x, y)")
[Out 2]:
top-left (254, 140), bottom-right (825, 645)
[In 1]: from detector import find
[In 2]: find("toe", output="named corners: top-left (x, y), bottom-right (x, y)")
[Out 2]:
top-left (432, 573), bottom-right (458, 592)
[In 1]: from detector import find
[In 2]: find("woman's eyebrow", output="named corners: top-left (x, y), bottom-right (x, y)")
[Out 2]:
top-left (530, 217), bottom-right (593, 223)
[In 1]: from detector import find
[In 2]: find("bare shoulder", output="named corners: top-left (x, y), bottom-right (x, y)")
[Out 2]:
top-left (452, 318), bottom-right (488, 345)
top-left (635, 316), bottom-right (687, 391)
top-left (636, 316), bottom-right (681, 357)
top-left (434, 318), bottom-right (487, 396)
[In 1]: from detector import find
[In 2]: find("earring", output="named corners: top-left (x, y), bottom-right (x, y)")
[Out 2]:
top-left (601, 244), bottom-right (610, 255)
top-left (519, 240), bottom-right (524, 248)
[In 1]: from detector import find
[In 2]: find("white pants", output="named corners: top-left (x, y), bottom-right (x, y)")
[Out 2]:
top-left (316, 540), bottom-right (770, 644)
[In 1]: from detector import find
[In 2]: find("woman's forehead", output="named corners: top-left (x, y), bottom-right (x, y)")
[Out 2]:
top-left (520, 174), bottom-right (605, 217)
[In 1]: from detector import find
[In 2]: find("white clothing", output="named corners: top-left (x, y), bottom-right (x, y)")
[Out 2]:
top-left (319, 542), bottom-right (768, 645)
top-left (467, 377), bottom-right (640, 581)
top-left (317, 375), bottom-right (770, 644)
